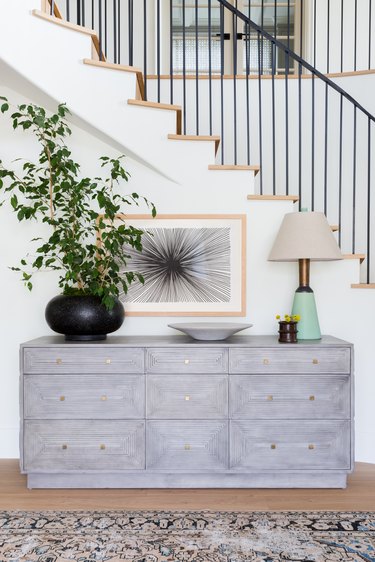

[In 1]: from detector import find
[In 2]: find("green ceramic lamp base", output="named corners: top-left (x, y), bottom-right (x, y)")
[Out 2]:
top-left (291, 290), bottom-right (321, 340)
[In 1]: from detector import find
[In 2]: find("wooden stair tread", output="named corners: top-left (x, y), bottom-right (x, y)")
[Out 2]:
top-left (209, 164), bottom-right (260, 176)
top-left (330, 225), bottom-right (339, 232)
top-left (128, 99), bottom-right (181, 111)
top-left (32, 10), bottom-right (104, 61)
top-left (343, 254), bottom-right (366, 263)
top-left (247, 194), bottom-right (299, 202)
top-left (351, 284), bottom-right (375, 289)
top-left (168, 134), bottom-right (220, 155)
top-left (84, 59), bottom-right (144, 99)
top-left (128, 100), bottom-right (182, 134)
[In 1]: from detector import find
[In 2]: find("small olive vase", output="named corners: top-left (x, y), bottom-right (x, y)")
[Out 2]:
top-left (278, 320), bottom-right (298, 344)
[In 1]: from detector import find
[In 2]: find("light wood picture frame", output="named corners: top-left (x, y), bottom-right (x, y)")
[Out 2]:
top-left (114, 214), bottom-right (246, 317)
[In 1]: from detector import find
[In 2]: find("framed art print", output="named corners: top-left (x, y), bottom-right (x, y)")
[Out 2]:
top-left (116, 214), bottom-right (246, 316)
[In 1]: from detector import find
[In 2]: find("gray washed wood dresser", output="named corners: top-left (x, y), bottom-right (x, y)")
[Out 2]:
top-left (20, 335), bottom-right (354, 488)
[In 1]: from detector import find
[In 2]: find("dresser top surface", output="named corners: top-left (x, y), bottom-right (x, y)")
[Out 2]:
top-left (21, 335), bottom-right (352, 348)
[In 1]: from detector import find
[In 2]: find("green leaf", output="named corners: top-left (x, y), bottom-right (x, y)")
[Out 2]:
top-left (10, 195), bottom-right (18, 209)
top-left (1, 103), bottom-right (9, 113)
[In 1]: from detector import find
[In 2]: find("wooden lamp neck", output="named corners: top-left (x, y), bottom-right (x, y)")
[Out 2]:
top-left (298, 258), bottom-right (310, 287)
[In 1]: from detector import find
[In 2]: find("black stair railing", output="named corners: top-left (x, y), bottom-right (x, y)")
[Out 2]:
top-left (45, 0), bottom-right (375, 284)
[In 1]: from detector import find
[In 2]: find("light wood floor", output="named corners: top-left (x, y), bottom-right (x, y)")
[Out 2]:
top-left (1, 461), bottom-right (374, 511)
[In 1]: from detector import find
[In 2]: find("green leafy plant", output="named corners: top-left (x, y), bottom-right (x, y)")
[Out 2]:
top-left (0, 97), bottom-right (156, 309)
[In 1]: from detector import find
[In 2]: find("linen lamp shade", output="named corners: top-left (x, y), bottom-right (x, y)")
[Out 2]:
top-left (269, 211), bottom-right (342, 340)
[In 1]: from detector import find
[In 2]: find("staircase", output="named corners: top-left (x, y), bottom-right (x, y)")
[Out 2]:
top-left (21, 0), bottom-right (375, 289)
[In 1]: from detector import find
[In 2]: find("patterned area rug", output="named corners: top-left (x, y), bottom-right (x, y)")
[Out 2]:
top-left (0, 511), bottom-right (374, 561)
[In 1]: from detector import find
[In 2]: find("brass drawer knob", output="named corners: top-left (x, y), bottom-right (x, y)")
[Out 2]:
top-left (100, 444), bottom-right (106, 450)
top-left (105, 358), bottom-right (111, 365)
top-left (309, 395), bottom-right (315, 401)
top-left (263, 359), bottom-right (270, 365)
top-left (56, 358), bottom-right (62, 365)
top-left (266, 395), bottom-right (273, 401)
top-left (312, 358), bottom-right (319, 365)
top-left (184, 395), bottom-right (190, 401)
top-left (184, 359), bottom-right (190, 365)
top-left (308, 444), bottom-right (315, 450)
top-left (270, 444), bottom-right (276, 450)
top-left (59, 396), bottom-right (65, 402)
top-left (62, 444), bottom-right (68, 450)
top-left (184, 444), bottom-right (191, 450)
top-left (101, 395), bottom-right (108, 401)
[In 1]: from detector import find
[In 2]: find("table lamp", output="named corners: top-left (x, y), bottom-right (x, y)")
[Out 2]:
top-left (268, 211), bottom-right (342, 340)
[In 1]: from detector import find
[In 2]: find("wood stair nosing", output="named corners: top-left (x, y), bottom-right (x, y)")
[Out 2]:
top-left (167, 134), bottom-right (220, 155)
top-left (83, 59), bottom-right (144, 99)
top-left (128, 99), bottom-right (182, 134)
top-left (209, 164), bottom-right (260, 176)
top-left (32, 10), bottom-right (105, 61)
top-left (351, 284), bottom-right (375, 289)
top-left (247, 195), bottom-right (299, 202)
top-left (343, 254), bottom-right (366, 264)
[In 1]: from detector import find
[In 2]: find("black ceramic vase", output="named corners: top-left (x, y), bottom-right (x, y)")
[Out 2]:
top-left (45, 295), bottom-right (125, 341)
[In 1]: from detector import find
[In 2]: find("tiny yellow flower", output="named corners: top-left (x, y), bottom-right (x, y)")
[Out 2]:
top-left (276, 315), bottom-right (280, 320)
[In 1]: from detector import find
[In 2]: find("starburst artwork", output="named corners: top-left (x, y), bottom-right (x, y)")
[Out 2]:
top-left (115, 215), bottom-right (246, 316)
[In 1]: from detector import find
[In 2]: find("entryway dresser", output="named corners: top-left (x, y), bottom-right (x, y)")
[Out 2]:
top-left (20, 335), bottom-right (354, 488)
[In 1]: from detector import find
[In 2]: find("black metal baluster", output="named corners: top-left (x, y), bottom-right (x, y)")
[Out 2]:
top-left (367, 119), bottom-right (372, 282)
top-left (272, 35), bottom-right (276, 194)
top-left (287, 0), bottom-right (290, 75)
top-left (129, 0), bottom-right (134, 66)
top-left (98, 0), bottom-right (102, 61)
top-left (157, 0), bottom-right (161, 103)
top-left (352, 107), bottom-right (357, 254)
top-left (81, 0), bottom-right (85, 26)
top-left (313, 0), bottom-right (316, 67)
top-left (195, 0), bottom-right (199, 135)
top-left (369, 0), bottom-right (372, 70)
top-left (338, 94), bottom-right (343, 247)
top-left (298, 62), bottom-right (302, 208)
top-left (183, 0), bottom-right (187, 134)
top-left (245, 21), bottom-right (250, 165)
top-left (260, 0), bottom-right (264, 74)
top-left (220, 2), bottom-right (225, 163)
top-left (232, 3), bottom-right (238, 164)
top-left (113, 0), bottom-right (117, 64)
top-left (300, 0), bottom-right (303, 58)
top-left (143, 0), bottom-right (148, 101)
top-left (257, 30), bottom-right (263, 194)
top-left (208, 0), bottom-right (212, 136)
top-left (327, 0), bottom-right (330, 73)
top-left (311, 75), bottom-right (315, 211)
top-left (104, 0), bottom-right (107, 58)
top-left (77, 0), bottom-right (81, 25)
top-left (285, 52), bottom-right (289, 195)
top-left (51, 0), bottom-right (55, 16)
top-left (66, 0), bottom-right (70, 21)
top-left (340, 0), bottom-right (344, 72)
top-left (92, 0), bottom-right (94, 28)
top-left (324, 82), bottom-right (329, 215)
top-left (354, 0), bottom-right (358, 71)
top-left (169, 0), bottom-right (173, 105)
top-left (117, 0), bottom-right (121, 64)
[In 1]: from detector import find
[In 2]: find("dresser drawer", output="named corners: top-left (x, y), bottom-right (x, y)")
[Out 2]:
top-left (229, 347), bottom-right (350, 374)
top-left (230, 375), bottom-right (350, 419)
top-left (24, 375), bottom-right (145, 419)
top-left (146, 421), bottom-right (228, 470)
top-left (147, 375), bottom-right (227, 419)
top-left (146, 348), bottom-right (228, 374)
top-left (23, 347), bottom-right (144, 374)
top-left (230, 420), bottom-right (351, 470)
top-left (23, 420), bottom-right (145, 471)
